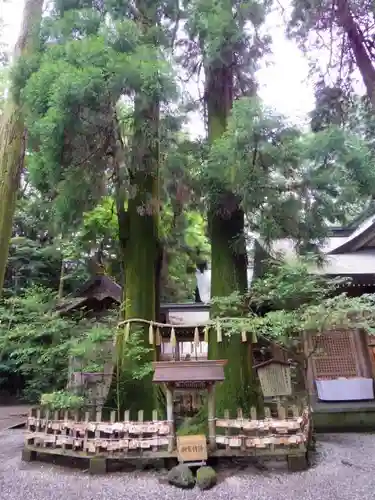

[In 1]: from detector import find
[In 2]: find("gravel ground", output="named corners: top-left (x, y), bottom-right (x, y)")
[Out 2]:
top-left (2, 429), bottom-right (375, 500)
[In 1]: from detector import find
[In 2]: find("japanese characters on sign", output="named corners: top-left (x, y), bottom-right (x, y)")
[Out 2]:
top-left (177, 435), bottom-right (207, 462)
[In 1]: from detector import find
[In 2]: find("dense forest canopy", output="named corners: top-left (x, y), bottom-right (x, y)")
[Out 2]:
top-left (1, 0), bottom-right (375, 413)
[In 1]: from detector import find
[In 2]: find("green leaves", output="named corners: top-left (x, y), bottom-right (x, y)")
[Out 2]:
top-left (40, 390), bottom-right (85, 410)
top-left (16, 1), bottom-right (175, 228)
top-left (205, 96), bottom-right (375, 247)
top-left (0, 287), bottom-right (72, 400)
top-left (0, 286), bottom-right (117, 402)
top-left (210, 258), bottom-right (375, 347)
top-left (181, 0), bottom-right (271, 101)
top-left (250, 257), bottom-right (330, 310)
top-left (46, 8), bottom-right (103, 41)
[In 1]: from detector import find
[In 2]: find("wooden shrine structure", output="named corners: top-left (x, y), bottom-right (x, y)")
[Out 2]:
top-left (152, 360), bottom-right (227, 450)
top-left (56, 208), bottom-right (375, 419)
top-left (23, 349), bottom-right (311, 474)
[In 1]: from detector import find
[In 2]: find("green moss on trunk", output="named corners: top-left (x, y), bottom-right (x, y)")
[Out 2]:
top-left (107, 0), bottom-right (162, 418)
top-left (206, 55), bottom-right (259, 415)
top-left (0, 0), bottom-right (44, 296)
top-left (208, 208), bottom-right (258, 415)
top-left (110, 97), bottom-right (160, 419)
top-left (0, 106), bottom-right (25, 295)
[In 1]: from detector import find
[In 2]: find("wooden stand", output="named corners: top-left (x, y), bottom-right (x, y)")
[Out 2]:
top-left (22, 448), bottom-right (36, 462)
top-left (152, 360), bottom-right (227, 454)
top-left (165, 384), bottom-right (175, 453)
top-left (207, 383), bottom-right (216, 450)
top-left (163, 380), bottom-right (217, 453)
top-left (21, 357), bottom-right (311, 473)
top-left (287, 453), bottom-right (308, 472)
top-left (89, 457), bottom-right (107, 474)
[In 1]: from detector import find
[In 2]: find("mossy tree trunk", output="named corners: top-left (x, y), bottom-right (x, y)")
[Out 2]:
top-left (0, 0), bottom-right (43, 297)
top-left (109, 0), bottom-right (161, 417)
top-left (122, 96), bottom-right (160, 417)
top-left (0, 109), bottom-right (26, 296)
top-left (206, 61), bottom-right (258, 416)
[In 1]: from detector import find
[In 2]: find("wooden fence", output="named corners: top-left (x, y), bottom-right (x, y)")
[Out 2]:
top-left (215, 405), bottom-right (310, 455)
top-left (23, 404), bottom-right (311, 472)
top-left (25, 408), bottom-right (174, 457)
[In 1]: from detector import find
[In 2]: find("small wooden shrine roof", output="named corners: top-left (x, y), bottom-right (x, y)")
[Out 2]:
top-left (55, 275), bottom-right (122, 314)
top-left (152, 360), bottom-right (227, 384)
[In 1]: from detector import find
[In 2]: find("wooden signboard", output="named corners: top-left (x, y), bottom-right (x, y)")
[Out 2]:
top-left (177, 435), bottom-right (207, 462)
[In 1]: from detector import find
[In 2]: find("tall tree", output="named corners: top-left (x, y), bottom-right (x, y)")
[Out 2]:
top-left (203, 91), bottom-right (375, 412)
top-left (116, 0), bottom-right (164, 414)
top-left (208, 96), bottom-right (375, 246)
top-left (0, 0), bottom-right (44, 296)
top-left (17, 0), bottom-right (178, 415)
top-left (184, 0), bottom-right (271, 413)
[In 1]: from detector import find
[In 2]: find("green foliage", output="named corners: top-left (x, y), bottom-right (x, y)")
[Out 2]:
top-left (0, 287), bottom-right (75, 400)
top-left (69, 320), bottom-right (116, 373)
top-left (0, 286), bottom-right (116, 401)
top-left (183, 0), bottom-right (271, 95)
top-left (6, 237), bottom-right (61, 292)
top-left (160, 207), bottom-right (210, 302)
top-left (5, 0), bottom-right (375, 418)
top-left (40, 390), bottom-right (84, 410)
top-left (110, 329), bottom-right (154, 414)
top-left (176, 418), bottom-right (207, 436)
top-left (0, 282), bottom-right (155, 408)
top-left (287, 0), bottom-right (375, 116)
top-left (249, 257), bottom-right (334, 310)
top-left (5, 191), bottom-right (89, 295)
top-left (114, 330), bottom-right (153, 381)
top-left (14, 0), bottom-right (175, 228)
top-left (206, 96), bottom-right (375, 247)
top-left (210, 258), bottom-right (375, 347)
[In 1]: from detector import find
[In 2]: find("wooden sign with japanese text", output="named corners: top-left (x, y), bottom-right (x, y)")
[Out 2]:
top-left (177, 435), bottom-right (207, 462)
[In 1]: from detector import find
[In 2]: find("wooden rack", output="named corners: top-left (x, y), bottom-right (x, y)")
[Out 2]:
top-left (215, 405), bottom-right (310, 455)
top-left (23, 403), bottom-right (311, 473)
top-left (24, 408), bottom-right (174, 461)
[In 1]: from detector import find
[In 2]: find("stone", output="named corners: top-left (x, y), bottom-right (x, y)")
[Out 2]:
top-left (167, 464), bottom-right (195, 489)
top-left (196, 466), bottom-right (217, 490)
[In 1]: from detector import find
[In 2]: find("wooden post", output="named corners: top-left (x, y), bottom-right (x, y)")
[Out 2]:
top-left (207, 383), bottom-right (216, 450)
top-left (166, 383), bottom-right (174, 452)
top-left (22, 448), bottom-right (37, 462)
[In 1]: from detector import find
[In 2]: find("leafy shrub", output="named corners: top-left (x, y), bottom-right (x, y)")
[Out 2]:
top-left (40, 390), bottom-right (84, 410)
top-left (0, 286), bottom-right (115, 402)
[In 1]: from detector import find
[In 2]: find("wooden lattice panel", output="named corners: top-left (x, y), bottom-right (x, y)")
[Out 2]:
top-left (310, 330), bottom-right (359, 379)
